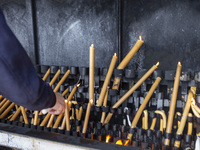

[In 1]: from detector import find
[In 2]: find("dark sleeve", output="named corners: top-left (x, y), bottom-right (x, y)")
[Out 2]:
top-left (0, 9), bottom-right (56, 110)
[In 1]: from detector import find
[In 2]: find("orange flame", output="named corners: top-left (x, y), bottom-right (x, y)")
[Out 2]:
top-left (139, 35), bottom-right (142, 40)
top-left (106, 135), bottom-right (111, 143)
top-left (124, 140), bottom-right (130, 146)
top-left (116, 140), bottom-right (123, 145)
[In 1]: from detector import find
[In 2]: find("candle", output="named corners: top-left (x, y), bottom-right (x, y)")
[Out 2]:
top-left (104, 63), bottom-right (159, 125)
top-left (20, 106), bottom-right (28, 124)
top-left (0, 103), bottom-right (15, 119)
top-left (174, 87), bottom-right (196, 148)
top-left (192, 102), bottom-right (200, 114)
top-left (7, 114), bottom-right (14, 120)
top-left (53, 113), bottom-right (64, 128)
top-left (126, 77), bottom-right (161, 141)
top-left (0, 100), bottom-right (11, 114)
top-left (76, 106), bottom-right (83, 132)
top-left (10, 107), bottom-right (21, 121)
top-left (191, 105), bottom-right (200, 118)
top-left (0, 98), bottom-right (7, 108)
top-left (118, 36), bottom-right (144, 69)
top-left (100, 88), bottom-right (109, 124)
top-left (53, 70), bottom-right (70, 92)
top-left (174, 112), bottom-right (181, 129)
top-left (33, 111), bottom-right (39, 125)
top-left (57, 101), bottom-right (72, 130)
top-left (70, 107), bottom-right (75, 120)
top-left (114, 63), bottom-right (159, 109)
top-left (0, 95), bottom-right (3, 101)
top-left (164, 62), bottom-right (182, 146)
top-left (78, 106), bottom-right (83, 120)
top-left (155, 110), bottom-right (166, 131)
top-left (75, 107), bottom-right (79, 120)
top-left (176, 87), bottom-right (195, 135)
top-left (42, 68), bottom-right (51, 81)
top-left (129, 77), bottom-right (161, 129)
top-left (142, 116), bottom-right (145, 129)
top-left (49, 69), bottom-right (61, 86)
top-left (60, 115), bottom-right (66, 130)
top-left (187, 113), bottom-right (193, 135)
top-left (62, 88), bottom-right (69, 97)
top-left (150, 118), bottom-right (157, 130)
top-left (67, 83), bottom-right (80, 102)
top-left (15, 104), bottom-right (18, 110)
top-left (89, 44), bottom-right (95, 101)
top-left (40, 112), bottom-right (51, 126)
top-left (112, 36), bottom-right (144, 90)
top-left (82, 99), bottom-right (93, 134)
top-left (65, 101), bottom-right (70, 131)
top-left (143, 110), bottom-right (148, 130)
top-left (97, 53), bottom-right (117, 106)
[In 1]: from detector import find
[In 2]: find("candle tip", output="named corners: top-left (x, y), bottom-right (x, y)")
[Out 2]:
top-left (156, 62), bottom-right (159, 66)
top-left (178, 61), bottom-right (181, 66)
top-left (77, 83), bottom-right (81, 87)
top-left (139, 35), bottom-right (142, 40)
top-left (91, 44), bottom-right (94, 47)
top-left (114, 53), bottom-right (117, 56)
top-left (188, 113), bottom-right (192, 117)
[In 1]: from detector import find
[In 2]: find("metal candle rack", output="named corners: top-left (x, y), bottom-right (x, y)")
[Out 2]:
top-left (0, 64), bottom-right (200, 150)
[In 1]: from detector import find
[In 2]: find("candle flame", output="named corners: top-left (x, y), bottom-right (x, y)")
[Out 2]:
top-left (178, 61), bottom-right (181, 66)
top-left (65, 100), bottom-right (68, 103)
top-left (77, 83), bottom-right (81, 87)
top-left (116, 140), bottom-right (123, 145)
top-left (90, 99), bottom-right (94, 104)
top-left (156, 62), bottom-right (160, 66)
top-left (139, 35), bottom-right (142, 40)
top-left (114, 53), bottom-right (117, 56)
top-left (106, 135), bottom-right (111, 143)
top-left (124, 139), bottom-right (130, 146)
top-left (91, 44), bottom-right (94, 47)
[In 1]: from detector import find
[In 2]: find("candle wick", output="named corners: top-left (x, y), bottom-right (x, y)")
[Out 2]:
top-left (77, 83), bottom-right (81, 87)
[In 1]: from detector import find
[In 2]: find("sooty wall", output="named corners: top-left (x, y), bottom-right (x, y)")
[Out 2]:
top-left (1, 0), bottom-right (200, 72)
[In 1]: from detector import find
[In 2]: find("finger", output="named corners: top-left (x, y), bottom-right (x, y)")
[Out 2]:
top-left (61, 108), bottom-right (65, 114)
top-left (48, 109), bottom-right (60, 115)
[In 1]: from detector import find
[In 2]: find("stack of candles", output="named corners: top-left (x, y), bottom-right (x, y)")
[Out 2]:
top-left (1, 36), bottom-right (200, 150)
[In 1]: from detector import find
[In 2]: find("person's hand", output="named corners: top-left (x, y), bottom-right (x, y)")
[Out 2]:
top-left (47, 92), bottom-right (65, 115)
